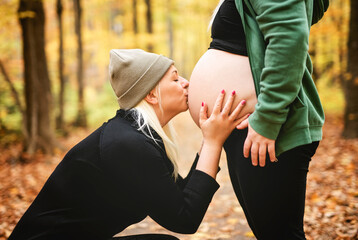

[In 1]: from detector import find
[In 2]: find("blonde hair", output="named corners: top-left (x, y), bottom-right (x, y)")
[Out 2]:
top-left (208, 0), bottom-right (225, 31)
top-left (130, 85), bottom-right (179, 180)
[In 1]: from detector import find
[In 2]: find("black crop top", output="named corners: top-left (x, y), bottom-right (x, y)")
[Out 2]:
top-left (209, 0), bottom-right (248, 56)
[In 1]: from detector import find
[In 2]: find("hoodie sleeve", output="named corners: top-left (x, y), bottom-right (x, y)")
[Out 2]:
top-left (247, 0), bottom-right (310, 140)
top-left (139, 141), bottom-right (219, 234)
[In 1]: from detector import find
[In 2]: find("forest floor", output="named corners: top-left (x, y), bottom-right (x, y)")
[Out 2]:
top-left (0, 113), bottom-right (357, 240)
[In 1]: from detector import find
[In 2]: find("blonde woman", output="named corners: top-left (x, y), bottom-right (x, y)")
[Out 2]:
top-left (188, 0), bottom-right (328, 239)
top-left (8, 49), bottom-right (248, 240)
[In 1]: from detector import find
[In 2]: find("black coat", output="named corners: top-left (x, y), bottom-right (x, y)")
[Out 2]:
top-left (9, 110), bottom-right (219, 240)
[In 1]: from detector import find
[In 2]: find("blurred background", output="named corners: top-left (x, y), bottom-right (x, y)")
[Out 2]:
top-left (0, 0), bottom-right (357, 239)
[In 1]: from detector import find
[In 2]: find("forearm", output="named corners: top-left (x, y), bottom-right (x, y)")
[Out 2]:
top-left (196, 90), bottom-right (248, 176)
top-left (195, 141), bottom-right (222, 179)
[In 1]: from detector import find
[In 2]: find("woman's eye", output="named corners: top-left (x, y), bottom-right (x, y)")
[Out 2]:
top-left (174, 79), bottom-right (179, 82)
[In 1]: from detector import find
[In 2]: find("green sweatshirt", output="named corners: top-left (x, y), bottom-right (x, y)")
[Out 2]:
top-left (235, 0), bottom-right (328, 156)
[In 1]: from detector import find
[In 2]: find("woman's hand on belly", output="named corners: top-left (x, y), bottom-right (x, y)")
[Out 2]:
top-left (200, 90), bottom-right (249, 146)
top-left (195, 90), bottom-right (249, 178)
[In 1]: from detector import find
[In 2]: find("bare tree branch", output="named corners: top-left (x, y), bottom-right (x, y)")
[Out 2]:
top-left (0, 60), bottom-right (25, 116)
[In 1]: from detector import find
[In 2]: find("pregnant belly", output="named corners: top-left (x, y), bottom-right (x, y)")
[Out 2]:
top-left (188, 49), bottom-right (257, 127)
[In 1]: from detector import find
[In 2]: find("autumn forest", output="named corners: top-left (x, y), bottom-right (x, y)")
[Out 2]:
top-left (0, 0), bottom-right (357, 239)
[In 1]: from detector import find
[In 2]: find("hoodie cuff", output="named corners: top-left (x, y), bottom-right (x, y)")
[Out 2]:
top-left (249, 111), bottom-right (283, 140)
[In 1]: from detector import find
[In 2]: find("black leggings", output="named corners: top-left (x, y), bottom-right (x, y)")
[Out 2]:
top-left (113, 234), bottom-right (179, 240)
top-left (224, 128), bottom-right (319, 240)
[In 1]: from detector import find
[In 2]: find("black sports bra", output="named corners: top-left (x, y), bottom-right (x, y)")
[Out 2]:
top-left (209, 0), bottom-right (248, 56)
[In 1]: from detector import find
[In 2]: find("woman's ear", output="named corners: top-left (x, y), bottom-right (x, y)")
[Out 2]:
top-left (145, 90), bottom-right (159, 105)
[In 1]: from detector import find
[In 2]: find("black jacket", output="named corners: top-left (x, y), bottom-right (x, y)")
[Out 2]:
top-left (9, 110), bottom-right (219, 240)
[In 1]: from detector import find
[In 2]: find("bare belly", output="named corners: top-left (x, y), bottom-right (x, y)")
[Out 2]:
top-left (188, 49), bottom-right (257, 127)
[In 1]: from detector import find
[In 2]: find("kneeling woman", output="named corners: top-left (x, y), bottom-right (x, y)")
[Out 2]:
top-left (9, 49), bottom-right (248, 240)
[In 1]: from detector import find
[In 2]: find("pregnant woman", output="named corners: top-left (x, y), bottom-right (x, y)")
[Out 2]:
top-left (188, 0), bottom-right (328, 239)
top-left (9, 49), bottom-right (248, 240)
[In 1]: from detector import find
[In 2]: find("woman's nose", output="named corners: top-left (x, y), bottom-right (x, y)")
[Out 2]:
top-left (179, 76), bottom-right (189, 88)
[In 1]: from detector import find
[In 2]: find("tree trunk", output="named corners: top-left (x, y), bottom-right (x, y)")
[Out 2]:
top-left (145, 0), bottom-right (153, 52)
top-left (145, 0), bottom-right (153, 34)
top-left (336, 0), bottom-right (345, 86)
top-left (342, 0), bottom-right (358, 138)
top-left (56, 0), bottom-right (66, 131)
top-left (18, 0), bottom-right (55, 156)
top-left (0, 60), bottom-right (25, 118)
top-left (167, 0), bottom-right (174, 59)
top-left (73, 0), bottom-right (87, 127)
top-left (0, 60), bottom-right (28, 140)
top-left (133, 0), bottom-right (138, 34)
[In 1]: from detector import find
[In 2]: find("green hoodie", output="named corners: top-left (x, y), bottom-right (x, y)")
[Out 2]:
top-left (234, 0), bottom-right (329, 156)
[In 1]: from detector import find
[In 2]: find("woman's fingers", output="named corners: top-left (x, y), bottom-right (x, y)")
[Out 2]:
top-left (268, 142), bottom-right (276, 162)
top-left (222, 91), bottom-right (236, 115)
top-left (259, 144), bottom-right (267, 167)
top-left (244, 124), bottom-right (277, 167)
top-left (199, 102), bottom-right (208, 128)
top-left (230, 99), bottom-right (246, 120)
top-left (243, 137), bottom-right (251, 158)
top-left (250, 142), bottom-right (259, 166)
top-left (212, 90), bottom-right (226, 115)
top-left (235, 115), bottom-right (249, 129)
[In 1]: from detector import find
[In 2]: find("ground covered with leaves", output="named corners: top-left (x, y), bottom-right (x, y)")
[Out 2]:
top-left (0, 115), bottom-right (357, 240)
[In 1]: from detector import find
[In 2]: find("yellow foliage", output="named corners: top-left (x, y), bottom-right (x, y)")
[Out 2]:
top-left (244, 231), bottom-right (255, 237)
top-left (18, 10), bottom-right (36, 19)
top-left (0, 0), bottom-right (352, 131)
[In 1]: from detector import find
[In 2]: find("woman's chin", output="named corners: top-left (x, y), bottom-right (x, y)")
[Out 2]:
top-left (182, 100), bottom-right (189, 112)
top-left (180, 106), bottom-right (189, 114)
top-left (172, 105), bottom-right (189, 118)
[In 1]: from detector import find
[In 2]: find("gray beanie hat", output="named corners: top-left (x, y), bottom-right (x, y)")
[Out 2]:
top-left (109, 49), bottom-right (174, 109)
